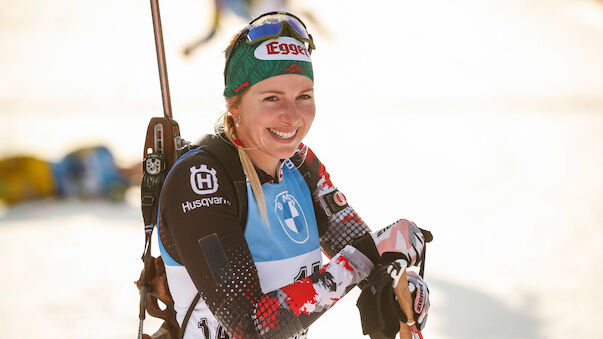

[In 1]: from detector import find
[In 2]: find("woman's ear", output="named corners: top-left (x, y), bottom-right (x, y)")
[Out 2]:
top-left (227, 97), bottom-right (240, 116)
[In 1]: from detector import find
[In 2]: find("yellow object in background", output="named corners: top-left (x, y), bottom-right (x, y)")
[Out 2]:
top-left (0, 156), bottom-right (56, 204)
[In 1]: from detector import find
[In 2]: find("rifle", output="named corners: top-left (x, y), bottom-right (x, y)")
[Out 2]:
top-left (137, 1), bottom-right (188, 338)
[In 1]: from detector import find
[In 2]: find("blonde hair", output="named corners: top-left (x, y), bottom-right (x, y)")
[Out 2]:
top-left (218, 95), bottom-right (270, 226)
top-left (217, 30), bottom-right (270, 226)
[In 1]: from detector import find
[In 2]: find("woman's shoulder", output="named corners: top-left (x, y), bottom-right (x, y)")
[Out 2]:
top-left (172, 147), bottom-right (223, 171)
top-left (171, 135), bottom-right (238, 174)
top-left (163, 146), bottom-right (234, 192)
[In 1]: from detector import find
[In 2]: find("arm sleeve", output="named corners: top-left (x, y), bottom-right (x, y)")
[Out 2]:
top-left (161, 152), bottom-right (374, 339)
top-left (298, 145), bottom-right (377, 260)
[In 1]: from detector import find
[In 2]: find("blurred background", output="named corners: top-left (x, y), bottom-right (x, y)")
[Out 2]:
top-left (1, 0), bottom-right (602, 338)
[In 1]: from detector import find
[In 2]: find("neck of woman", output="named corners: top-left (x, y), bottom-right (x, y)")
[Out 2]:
top-left (247, 149), bottom-right (280, 178)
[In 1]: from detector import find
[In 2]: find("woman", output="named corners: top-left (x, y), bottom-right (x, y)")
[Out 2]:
top-left (158, 12), bottom-right (429, 339)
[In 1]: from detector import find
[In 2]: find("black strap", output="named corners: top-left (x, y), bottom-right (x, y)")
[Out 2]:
top-left (137, 227), bottom-right (156, 339)
top-left (419, 246), bottom-right (427, 278)
top-left (178, 293), bottom-right (201, 339)
top-left (197, 134), bottom-right (248, 230)
top-left (418, 229), bottom-right (433, 278)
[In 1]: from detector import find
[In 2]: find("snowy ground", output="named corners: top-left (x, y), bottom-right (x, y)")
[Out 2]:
top-left (1, 0), bottom-right (602, 338)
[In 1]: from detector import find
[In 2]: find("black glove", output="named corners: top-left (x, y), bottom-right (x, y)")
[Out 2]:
top-left (356, 265), bottom-right (403, 339)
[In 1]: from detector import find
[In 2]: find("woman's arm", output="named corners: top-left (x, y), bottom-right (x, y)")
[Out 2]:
top-left (161, 151), bottom-right (375, 339)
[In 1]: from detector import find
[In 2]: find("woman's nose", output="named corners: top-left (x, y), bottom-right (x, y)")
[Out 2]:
top-left (280, 100), bottom-right (299, 123)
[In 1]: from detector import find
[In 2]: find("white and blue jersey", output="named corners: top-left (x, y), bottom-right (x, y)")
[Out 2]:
top-left (244, 158), bottom-right (321, 293)
top-left (158, 139), bottom-right (375, 339)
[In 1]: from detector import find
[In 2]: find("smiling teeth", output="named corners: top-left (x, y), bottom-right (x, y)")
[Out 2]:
top-left (269, 128), bottom-right (296, 139)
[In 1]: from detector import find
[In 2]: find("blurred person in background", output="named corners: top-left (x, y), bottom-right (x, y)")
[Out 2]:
top-left (183, 0), bottom-right (327, 55)
top-left (157, 11), bottom-right (429, 339)
top-left (0, 146), bottom-right (141, 205)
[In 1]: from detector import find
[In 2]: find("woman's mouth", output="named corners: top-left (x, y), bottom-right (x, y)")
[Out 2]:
top-left (268, 128), bottom-right (297, 139)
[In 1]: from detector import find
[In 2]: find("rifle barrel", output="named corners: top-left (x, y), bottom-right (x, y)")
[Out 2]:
top-left (149, 0), bottom-right (172, 119)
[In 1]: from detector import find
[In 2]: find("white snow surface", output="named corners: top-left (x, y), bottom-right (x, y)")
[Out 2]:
top-left (1, 0), bottom-right (602, 338)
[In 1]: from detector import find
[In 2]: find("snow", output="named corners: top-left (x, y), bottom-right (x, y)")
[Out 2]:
top-left (1, 0), bottom-right (602, 338)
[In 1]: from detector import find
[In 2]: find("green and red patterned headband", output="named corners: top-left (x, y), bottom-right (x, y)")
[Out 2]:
top-left (223, 12), bottom-right (315, 99)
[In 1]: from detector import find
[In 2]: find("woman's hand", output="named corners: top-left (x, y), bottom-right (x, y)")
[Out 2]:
top-left (406, 270), bottom-right (430, 331)
top-left (388, 259), bottom-right (430, 338)
top-left (371, 219), bottom-right (427, 267)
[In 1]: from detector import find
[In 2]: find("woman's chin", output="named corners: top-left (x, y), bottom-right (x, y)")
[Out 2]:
top-left (273, 145), bottom-right (300, 160)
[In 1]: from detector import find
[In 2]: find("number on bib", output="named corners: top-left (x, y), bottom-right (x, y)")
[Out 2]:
top-left (294, 261), bottom-right (321, 282)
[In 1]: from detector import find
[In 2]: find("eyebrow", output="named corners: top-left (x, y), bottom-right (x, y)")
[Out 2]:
top-left (259, 88), bottom-right (314, 95)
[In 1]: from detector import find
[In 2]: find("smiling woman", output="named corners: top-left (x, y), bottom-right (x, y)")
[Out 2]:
top-left (155, 11), bottom-right (430, 339)
top-left (231, 75), bottom-right (315, 166)
top-left (227, 74), bottom-right (315, 222)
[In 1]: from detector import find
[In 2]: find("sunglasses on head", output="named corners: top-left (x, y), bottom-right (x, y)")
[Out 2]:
top-left (224, 11), bottom-right (315, 85)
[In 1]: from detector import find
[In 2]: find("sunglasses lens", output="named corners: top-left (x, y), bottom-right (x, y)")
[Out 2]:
top-left (246, 21), bottom-right (282, 42)
top-left (286, 18), bottom-right (308, 39)
top-left (246, 14), bottom-right (310, 44)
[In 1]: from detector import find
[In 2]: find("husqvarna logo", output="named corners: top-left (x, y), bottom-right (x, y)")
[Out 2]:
top-left (189, 165), bottom-right (218, 195)
top-left (275, 191), bottom-right (309, 244)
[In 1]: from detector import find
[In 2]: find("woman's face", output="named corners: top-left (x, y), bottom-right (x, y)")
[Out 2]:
top-left (231, 74), bottom-right (315, 173)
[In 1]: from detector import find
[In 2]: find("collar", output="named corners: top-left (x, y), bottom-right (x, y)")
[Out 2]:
top-left (255, 160), bottom-right (286, 185)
